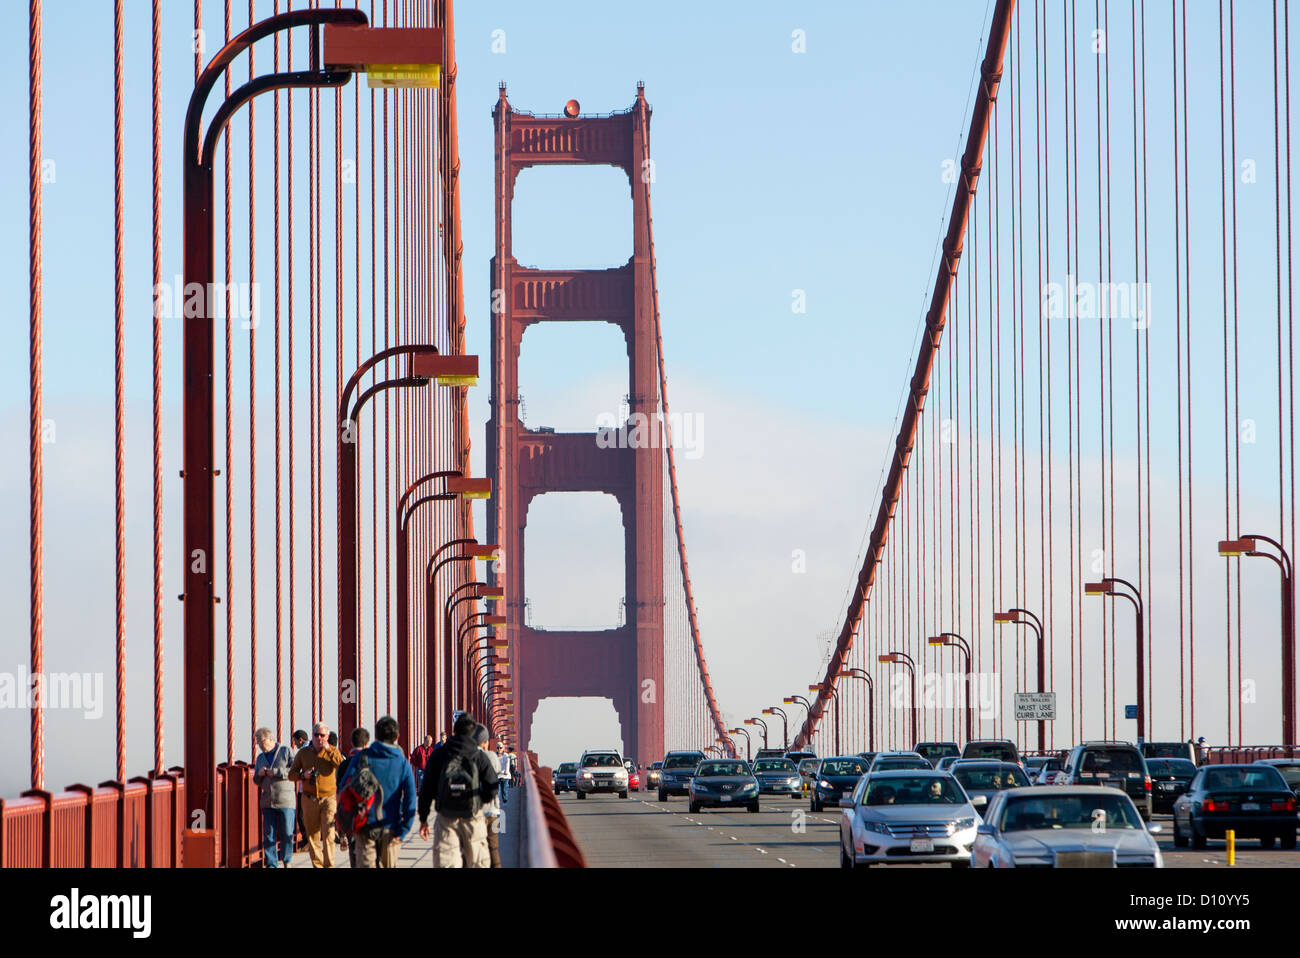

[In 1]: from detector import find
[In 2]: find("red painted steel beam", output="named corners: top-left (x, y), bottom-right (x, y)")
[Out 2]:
top-left (793, 0), bottom-right (1016, 749)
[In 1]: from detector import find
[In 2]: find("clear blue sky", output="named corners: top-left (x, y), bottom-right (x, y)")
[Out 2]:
top-left (0, 1), bottom-right (1294, 790)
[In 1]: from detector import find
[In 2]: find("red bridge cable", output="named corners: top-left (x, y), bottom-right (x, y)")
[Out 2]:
top-left (29, 0), bottom-right (43, 792)
top-left (272, 0), bottom-right (283, 744)
top-left (794, 0), bottom-right (1016, 749)
top-left (248, 0), bottom-right (258, 764)
top-left (151, 0), bottom-right (164, 774)
top-left (113, 0), bottom-right (127, 784)
top-left (223, 0), bottom-right (234, 766)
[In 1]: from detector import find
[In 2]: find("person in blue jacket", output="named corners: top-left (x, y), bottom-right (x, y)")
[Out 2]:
top-left (337, 715), bottom-right (418, 868)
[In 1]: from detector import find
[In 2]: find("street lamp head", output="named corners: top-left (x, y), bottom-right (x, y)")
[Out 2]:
top-left (478, 585), bottom-right (505, 600)
top-left (927, 635), bottom-right (946, 645)
top-left (807, 685), bottom-right (823, 693)
top-left (782, 697), bottom-right (795, 704)
top-left (323, 24), bottom-right (444, 89)
top-left (1218, 537), bottom-right (1255, 557)
top-left (448, 476), bottom-right (492, 500)
top-left (743, 719), bottom-right (755, 725)
top-left (992, 611), bottom-right (1017, 623)
top-left (878, 654), bottom-right (896, 664)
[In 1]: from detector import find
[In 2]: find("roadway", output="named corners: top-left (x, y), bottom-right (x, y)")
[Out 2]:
top-left (560, 788), bottom-right (1300, 869)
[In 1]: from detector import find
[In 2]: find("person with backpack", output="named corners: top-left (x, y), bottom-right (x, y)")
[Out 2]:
top-left (335, 715), bottom-right (418, 868)
top-left (253, 727), bottom-right (296, 868)
top-left (480, 731), bottom-right (504, 867)
top-left (417, 713), bottom-right (498, 867)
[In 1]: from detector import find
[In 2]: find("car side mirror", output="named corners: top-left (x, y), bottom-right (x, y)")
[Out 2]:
top-left (971, 794), bottom-right (988, 809)
top-left (976, 824), bottom-right (995, 836)
top-left (1147, 822), bottom-right (1163, 834)
top-left (838, 799), bottom-right (855, 809)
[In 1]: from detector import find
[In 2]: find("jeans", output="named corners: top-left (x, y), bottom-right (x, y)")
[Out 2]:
top-left (261, 807), bottom-right (295, 867)
top-left (499, 776), bottom-right (509, 804)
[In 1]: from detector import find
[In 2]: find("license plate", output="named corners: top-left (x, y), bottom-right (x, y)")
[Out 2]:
top-left (910, 838), bottom-right (934, 853)
top-left (1243, 802), bottom-right (1260, 811)
top-left (1160, 783), bottom-right (1175, 790)
top-left (720, 795), bottom-right (732, 802)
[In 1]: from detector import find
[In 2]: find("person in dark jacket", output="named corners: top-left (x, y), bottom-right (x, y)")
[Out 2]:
top-left (337, 716), bottom-right (418, 868)
top-left (418, 713), bottom-right (498, 867)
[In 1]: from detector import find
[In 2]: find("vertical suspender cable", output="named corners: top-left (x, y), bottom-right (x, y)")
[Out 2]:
top-left (113, 0), bottom-right (127, 784)
top-left (273, 0), bottom-right (283, 742)
top-left (247, 0), bottom-right (258, 761)
top-left (29, 0), bottom-right (43, 792)
top-left (152, 0), bottom-right (165, 774)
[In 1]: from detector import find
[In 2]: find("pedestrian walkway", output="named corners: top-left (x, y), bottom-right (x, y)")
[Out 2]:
top-left (285, 782), bottom-right (520, 867)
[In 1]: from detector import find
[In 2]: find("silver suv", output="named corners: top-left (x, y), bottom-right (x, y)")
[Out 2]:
top-left (576, 749), bottom-right (629, 799)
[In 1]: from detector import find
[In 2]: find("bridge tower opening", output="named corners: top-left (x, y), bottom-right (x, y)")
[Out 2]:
top-left (488, 86), bottom-right (665, 766)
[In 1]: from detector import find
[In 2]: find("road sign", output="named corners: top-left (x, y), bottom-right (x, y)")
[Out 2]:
top-left (1124, 704), bottom-right (1138, 720)
top-left (1014, 692), bottom-right (1056, 721)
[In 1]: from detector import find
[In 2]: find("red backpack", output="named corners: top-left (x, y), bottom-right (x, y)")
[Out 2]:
top-left (337, 752), bottom-right (384, 836)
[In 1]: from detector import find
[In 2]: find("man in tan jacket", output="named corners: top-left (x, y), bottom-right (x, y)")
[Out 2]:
top-left (289, 722), bottom-right (345, 867)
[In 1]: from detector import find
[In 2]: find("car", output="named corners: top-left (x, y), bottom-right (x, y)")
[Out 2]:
top-left (856, 751), bottom-right (878, 767)
top-left (950, 760), bottom-right (1032, 811)
top-left (797, 757), bottom-right (821, 793)
top-left (1022, 756), bottom-right (1053, 779)
top-left (553, 761), bottom-right (578, 793)
top-left (869, 751), bottom-right (933, 773)
top-left (784, 750), bottom-right (818, 767)
top-left (1252, 758), bottom-right (1300, 796)
top-left (623, 760), bottom-right (641, 791)
top-left (971, 786), bottom-right (1163, 868)
top-left (838, 770), bottom-right (980, 868)
top-left (1172, 764), bottom-right (1298, 850)
top-left (658, 750), bottom-right (705, 801)
top-left (576, 749), bottom-right (629, 799)
top-left (1060, 742), bottom-right (1152, 820)
top-left (961, 739), bottom-right (1021, 764)
top-left (1030, 757), bottom-right (1064, 785)
top-left (934, 756), bottom-right (962, 773)
top-left (753, 748), bottom-right (786, 763)
top-left (752, 757), bottom-right (803, 795)
top-left (914, 742), bottom-right (961, 767)
top-left (688, 758), bottom-right (761, 813)
top-left (1147, 758), bottom-right (1197, 813)
top-left (645, 761), bottom-right (664, 791)
top-left (812, 756), bottom-right (870, 812)
top-left (1141, 741), bottom-right (1199, 765)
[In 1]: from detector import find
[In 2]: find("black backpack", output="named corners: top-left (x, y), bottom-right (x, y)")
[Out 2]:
top-left (437, 747), bottom-right (481, 815)
top-left (337, 752), bottom-right (384, 836)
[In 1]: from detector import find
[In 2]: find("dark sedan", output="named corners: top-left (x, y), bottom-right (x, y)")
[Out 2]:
top-left (811, 756), bottom-right (869, 812)
top-left (752, 758), bottom-right (803, 795)
top-left (688, 759), bottom-right (760, 813)
top-left (1172, 764), bottom-right (1298, 849)
top-left (1147, 758), bottom-right (1197, 813)
top-left (553, 762), bottom-right (578, 793)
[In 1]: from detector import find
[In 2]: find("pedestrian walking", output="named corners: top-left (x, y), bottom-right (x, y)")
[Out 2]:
top-left (418, 713), bottom-right (498, 867)
top-left (410, 734), bottom-right (436, 790)
top-left (289, 722), bottom-right (345, 867)
top-left (253, 727), bottom-right (295, 868)
top-left (337, 715), bottom-right (418, 868)
top-left (480, 732), bottom-right (504, 868)
top-left (292, 729), bottom-right (309, 751)
top-left (497, 743), bottom-right (512, 805)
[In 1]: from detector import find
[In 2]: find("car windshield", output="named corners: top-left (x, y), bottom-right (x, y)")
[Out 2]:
top-left (821, 759), bottom-right (868, 776)
top-left (558, 763), bottom-right (576, 772)
top-left (664, 755), bottom-right (702, 769)
top-left (1144, 743), bottom-right (1190, 758)
top-left (754, 759), bottom-right (796, 772)
top-left (799, 759), bottom-right (820, 772)
top-left (916, 744), bottom-right (958, 760)
top-left (583, 753), bottom-right (620, 767)
top-left (875, 759), bottom-right (929, 771)
top-left (1268, 765), bottom-right (1300, 787)
top-left (649, 762), bottom-right (662, 770)
top-left (864, 777), bottom-right (965, 805)
top-left (697, 762), bottom-right (746, 777)
top-left (964, 743), bottom-right (1016, 761)
top-left (1204, 767), bottom-right (1287, 791)
top-left (953, 765), bottom-right (1029, 789)
top-left (998, 794), bottom-right (1142, 831)
top-left (1080, 749), bottom-right (1143, 772)
top-left (1146, 759), bottom-right (1195, 776)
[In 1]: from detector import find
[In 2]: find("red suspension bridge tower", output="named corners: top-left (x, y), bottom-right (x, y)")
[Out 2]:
top-left (488, 86), bottom-right (666, 764)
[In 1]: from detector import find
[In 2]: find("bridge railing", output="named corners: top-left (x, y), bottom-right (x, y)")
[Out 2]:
top-left (519, 753), bottom-right (585, 868)
top-left (1204, 746), bottom-right (1299, 765)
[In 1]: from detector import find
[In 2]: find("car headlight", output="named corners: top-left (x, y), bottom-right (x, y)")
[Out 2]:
top-left (581, 771), bottom-right (593, 779)
top-left (950, 817), bottom-right (976, 832)
top-left (740, 783), bottom-right (758, 794)
top-left (787, 777), bottom-right (801, 786)
top-left (818, 779), bottom-right (832, 789)
top-left (1012, 855), bottom-right (1052, 867)
top-left (860, 818), bottom-right (889, 834)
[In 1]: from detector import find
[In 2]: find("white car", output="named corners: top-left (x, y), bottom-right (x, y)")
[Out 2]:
top-left (971, 786), bottom-right (1163, 867)
top-left (839, 770), bottom-right (980, 868)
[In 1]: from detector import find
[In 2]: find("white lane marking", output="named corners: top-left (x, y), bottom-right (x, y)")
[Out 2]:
top-left (756, 848), bottom-right (767, 854)
top-left (777, 857), bottom-right (787, 863)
